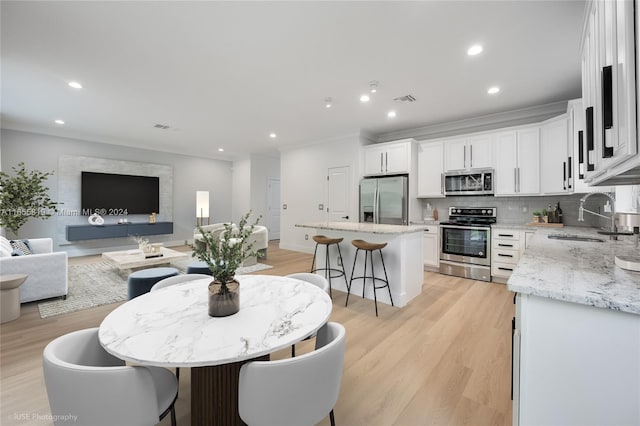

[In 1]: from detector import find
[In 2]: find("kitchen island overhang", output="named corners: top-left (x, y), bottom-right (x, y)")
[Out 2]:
top-left (296, 222), bottom-right (428, 307)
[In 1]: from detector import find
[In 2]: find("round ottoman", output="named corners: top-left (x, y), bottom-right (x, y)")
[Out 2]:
top-left (0, 274), bottom-right (28, 323)
top-left (186, 260), bottom-right (213, 276)
top-left (128, 267), bottom-right (179, 299)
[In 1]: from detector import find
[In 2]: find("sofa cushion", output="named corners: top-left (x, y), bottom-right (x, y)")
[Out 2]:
top-left (10, 239), bottom-right (33, 256)
top-left (0, 236), bottom-right (12, 256)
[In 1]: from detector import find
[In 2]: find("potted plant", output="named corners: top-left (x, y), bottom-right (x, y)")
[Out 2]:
top-left (0, 162), bottom-right (59, 237)
top-left (542, 208), bottom-right (549, 223)
top-left (191, 212), bottom-right (260, 317)
top-left (532, 211), bottom-right (542, 223)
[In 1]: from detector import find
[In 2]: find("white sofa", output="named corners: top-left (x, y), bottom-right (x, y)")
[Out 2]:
top-left (193, 223), bottom-right (269, 265)
top-left (0, 236), bottom-right (68, 303)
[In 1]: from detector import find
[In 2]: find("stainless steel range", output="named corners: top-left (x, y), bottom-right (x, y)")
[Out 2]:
top-left (439, 206), bottom-right (496, 282)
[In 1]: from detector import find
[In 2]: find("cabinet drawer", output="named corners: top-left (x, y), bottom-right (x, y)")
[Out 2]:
top-left (493, 248), bottom-right (520, 265)
top-left (493, 230), bottom-right (521, 241)
top-left (493, 239), bottom-right (521, 251)
top-left (492, 261), bottom-right (517, 278)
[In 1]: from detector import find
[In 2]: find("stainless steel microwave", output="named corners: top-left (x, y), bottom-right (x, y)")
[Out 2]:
top-left (443, 168), bottom-right (494, 196)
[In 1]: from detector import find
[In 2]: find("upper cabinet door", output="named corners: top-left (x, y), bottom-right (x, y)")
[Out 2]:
top-left (364, 146), bottom-right (385, 175)
top-left (384, 142), bottom-right (410, 174)
top-left (540, 116), bottom-right (569, 194)
top-left (417, 141), bottom-right (444, 198)
top-left (517, 128), bottom-right (541, 195)
top-left (467, 135), bottom-right (494, 169)
top-left (444, 138), bottom-right (468, 171)
top-left (494, 132), bottom-right (518, 195)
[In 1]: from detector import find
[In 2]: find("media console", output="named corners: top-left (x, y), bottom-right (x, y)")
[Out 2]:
top-left (66, 222), bottom-right (174, 241)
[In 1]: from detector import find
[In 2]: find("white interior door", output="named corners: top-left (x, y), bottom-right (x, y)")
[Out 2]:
top-left (266, 178), bottom-right (280, 240)
top-left (327, 166), bottom-right (351, 222)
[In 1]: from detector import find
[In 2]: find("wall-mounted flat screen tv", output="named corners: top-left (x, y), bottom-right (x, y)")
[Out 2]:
top-left (81, 172), bottom-right (160, 215)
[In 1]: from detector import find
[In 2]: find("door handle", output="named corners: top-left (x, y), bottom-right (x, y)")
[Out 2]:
top-left (563, 161), bottom-right (567, 190)
top-left (578, 130), bottom-right (585, 179)
top-left (341, 215), bottom-right (349, 220)
top-left (585, 107), bottom-right (595, 171)
top-left (601, 65), bottom-right (614, 158)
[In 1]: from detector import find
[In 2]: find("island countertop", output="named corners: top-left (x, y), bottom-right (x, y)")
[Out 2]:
top-left (507, 226), bottom-right (640, 315)
top-left (295, 221), bottom-right (428, 235)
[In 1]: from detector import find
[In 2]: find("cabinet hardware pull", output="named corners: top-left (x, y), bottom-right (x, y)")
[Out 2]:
top-left (578, 130), bottom-right (585, 178)
top-left (385, 152), bottom-right (388, 172)
top-left (585, 107), bottom-right (595, 171)
top-left (568, 156), bottom-right (572, 189)
top-left (499, 267), bottom-right (514, 271)
top-left (601, 65), bottom-right (614, 158)
top-left (380, 152), bottom-right (383, 172)
top-left (563, 161), bottom-right (567, 190)
top-left (498, 243), bottom-right (514, 247)
top-left (517, 168), bottom-right (521, 193)
top-left (498, 234), bottom-right (514, 237)
top-left (470, 145), bottom-right (473, 168)
top-left (513, 168), bottom-right (517, 193)
top-left (498, 253), bottom-right (514, 257)
top-left (463, 145), bottom-right (467, 168)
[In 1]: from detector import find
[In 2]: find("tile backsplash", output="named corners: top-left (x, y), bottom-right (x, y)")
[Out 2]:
top-left (419, 193), bottom-right (614, 229)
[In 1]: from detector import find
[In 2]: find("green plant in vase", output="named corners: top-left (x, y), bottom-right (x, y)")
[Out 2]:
top-left (191, 212), bottom-right (260, 317)
top-left (542, 208), bottom-right (549, 223)
top-left (532, 210), bottom-right (542, 223)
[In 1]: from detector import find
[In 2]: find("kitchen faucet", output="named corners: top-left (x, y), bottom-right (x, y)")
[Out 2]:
top-left (578, 192), bottom-right (618, 239)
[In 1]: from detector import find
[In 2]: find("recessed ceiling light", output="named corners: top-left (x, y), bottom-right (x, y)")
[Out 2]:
top-left (324, 97), bottom-right (333, 108)
top-left (369, 81), bottom-right (379, 93)
top-left (68, 81), bottom-right (83, 89)
top-left (387, 111), bottom-right (397, 118)
top-left (218, 148), bottom-right (224, 152)
top-left (467, 45), bottom-right (483, 56)
top-left (360, 95), bottom-right (370, 103)
top-left (269, 133), bottom-right (277, 139)
top-left (487, 86), bottom-right (500, 95)
top-left (54, 119), bottom-right (65, 125)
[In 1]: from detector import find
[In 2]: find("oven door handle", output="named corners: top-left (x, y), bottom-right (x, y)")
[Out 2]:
top-left (440, 224), bottom-right (491, 232)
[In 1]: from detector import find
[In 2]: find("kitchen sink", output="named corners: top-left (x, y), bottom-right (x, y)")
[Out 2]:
top-left (547, 233), bottom-right (605, 243)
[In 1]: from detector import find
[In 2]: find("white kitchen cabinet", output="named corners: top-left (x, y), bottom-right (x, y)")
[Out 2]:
top-left (422, 225), bottom-right (439, 269)
top-left (581, 0), bottom-right (638, 185)
top-left (540, 115), bottom-right (570, 194)
top-left (417, 141), bottom-right (444, 197)
top-left (363, 139), bottom-right (413, 176)
top-left (491, 228), bottom-right (522, 281)
top-left (494, 128), bottom-right (540, 196)
top-left (514, 293), bottom-right (640, 425)
top-left (444, 135), bottom-right (493, 171)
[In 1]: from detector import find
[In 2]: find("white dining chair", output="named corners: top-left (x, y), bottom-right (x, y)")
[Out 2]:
top-left (150, 273), bottom-right (211, 291)
top-left (42, 328), bottom-right (177, 426)
top-left (238, 322), bottom-right (346, 426)
top-left (286, 272), bottom-right (330, 357)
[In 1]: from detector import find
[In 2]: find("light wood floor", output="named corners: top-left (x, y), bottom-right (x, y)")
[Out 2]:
top-left (0, 241), bottom-right (514, 425)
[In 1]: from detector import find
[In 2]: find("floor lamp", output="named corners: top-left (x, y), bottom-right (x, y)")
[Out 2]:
top-left (196, 191), bottom-right (210, 227)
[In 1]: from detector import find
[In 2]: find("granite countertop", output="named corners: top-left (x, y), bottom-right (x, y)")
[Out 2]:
top-left (295, 221), bottom-right (428, 234)
top-left (492, 222), bottom-right (537, 231)
top-left (507, 226), bottom-right (640, 315)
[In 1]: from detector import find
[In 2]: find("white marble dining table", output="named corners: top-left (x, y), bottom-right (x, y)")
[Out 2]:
top-left (98, 274), bottom-right (333, 425)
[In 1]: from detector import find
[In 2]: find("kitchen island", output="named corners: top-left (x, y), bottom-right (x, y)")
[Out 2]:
top-left (508, 227), bottom-right (640, 425)
top-left (296, 222), bottom-right (427, 307)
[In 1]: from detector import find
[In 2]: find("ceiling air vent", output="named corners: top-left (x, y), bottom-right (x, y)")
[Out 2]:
top-left (153, 124), bottom-right (171, 130)
top-left (393, 95), bottom-right (417, 102)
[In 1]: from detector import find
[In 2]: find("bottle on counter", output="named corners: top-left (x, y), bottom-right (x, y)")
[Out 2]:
top-left (433, 208), bottom-right (439, 221)
top-left (547, 204), bottom-right (556, 223)
top-left (556, 202), bottom-right (563, 223)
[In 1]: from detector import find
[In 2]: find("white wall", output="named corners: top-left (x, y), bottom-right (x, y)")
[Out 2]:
top-left (250, 154), bottom-right (280, 226)
top-left (280, 134), bottom-right (362, 253)
top-left (231, 157), bottom-right (251, 222)
top-left (0, 129), bottom-right (233, 255)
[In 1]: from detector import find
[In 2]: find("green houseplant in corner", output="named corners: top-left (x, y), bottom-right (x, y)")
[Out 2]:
top-left (191, 212), bottom-right (260, 317)
top-left (532, 210), bottom-right (542, 223)
top-left (0, 162), bottom-right (59, 237)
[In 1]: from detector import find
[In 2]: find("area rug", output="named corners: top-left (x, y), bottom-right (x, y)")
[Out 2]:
top-left (37, 259), bottom-right (272, 319)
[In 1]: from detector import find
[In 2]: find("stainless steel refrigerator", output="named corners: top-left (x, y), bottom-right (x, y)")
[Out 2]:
top-left (359, 175), bottom-right (409, 225)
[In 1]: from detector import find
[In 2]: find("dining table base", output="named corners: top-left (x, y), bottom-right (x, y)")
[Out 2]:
top-left (191, 354), bottom-right (270, 425)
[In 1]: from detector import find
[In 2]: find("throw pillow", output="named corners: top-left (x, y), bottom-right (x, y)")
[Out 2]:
top-left (10, 239), bottom-right (32, 256)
